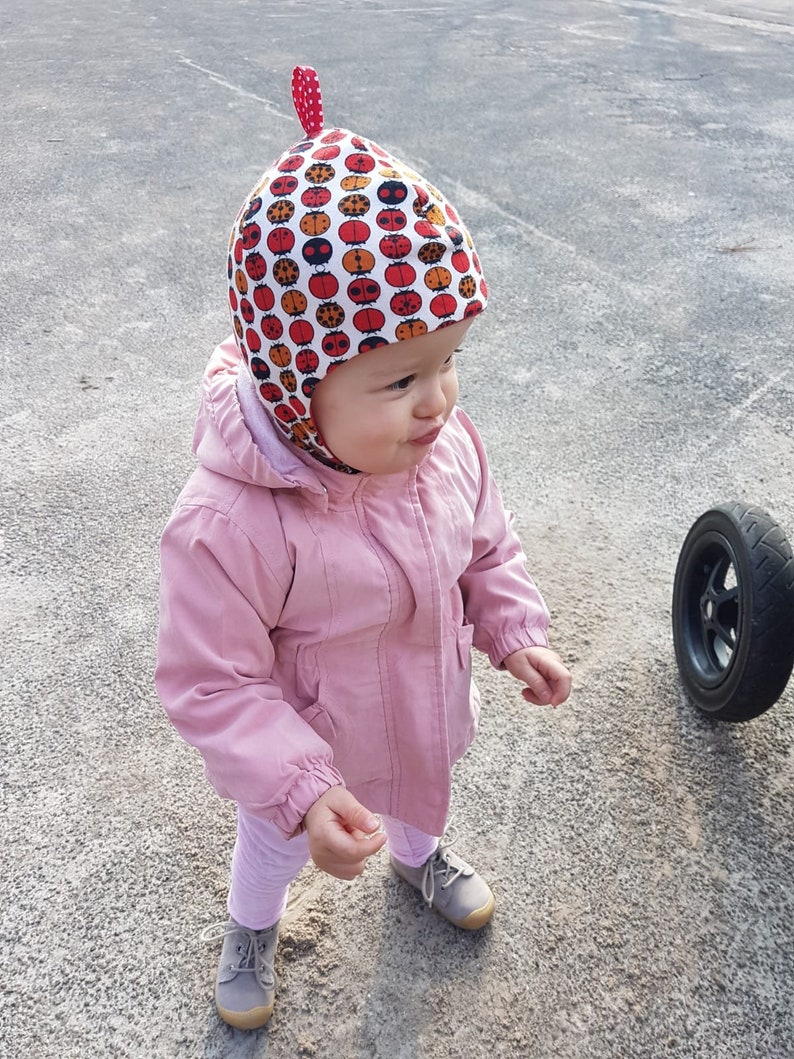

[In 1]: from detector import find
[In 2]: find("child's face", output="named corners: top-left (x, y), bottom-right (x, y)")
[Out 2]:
top-left (311, 317), bottom-right (474, 475)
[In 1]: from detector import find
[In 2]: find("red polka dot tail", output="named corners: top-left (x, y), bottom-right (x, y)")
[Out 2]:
top-left (228, 68), bottom-right (488, 472)
top-left (291, 66), bottom-right (324, 137)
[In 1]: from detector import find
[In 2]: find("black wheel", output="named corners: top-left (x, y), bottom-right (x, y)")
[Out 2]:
top-left (672, 501), bottom-right (794, 721)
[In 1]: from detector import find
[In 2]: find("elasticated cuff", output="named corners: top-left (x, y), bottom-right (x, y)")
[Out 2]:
top-left (240, 763), bottom-right (346, 839)
top-left (483, 626), bottom-right (550, 670)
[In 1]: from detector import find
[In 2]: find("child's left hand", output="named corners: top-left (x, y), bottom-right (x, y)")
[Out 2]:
top-left (503, 646), bottom-right (572, 707)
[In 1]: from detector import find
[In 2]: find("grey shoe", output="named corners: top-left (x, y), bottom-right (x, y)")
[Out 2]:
top-left (201, 919), bottom-right (279, 1029)
top-left (390, 829), bottom-right (495, 930)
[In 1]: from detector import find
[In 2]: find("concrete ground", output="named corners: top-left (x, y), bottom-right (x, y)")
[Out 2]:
top-left (2, 1), bottom-right (793, 1056)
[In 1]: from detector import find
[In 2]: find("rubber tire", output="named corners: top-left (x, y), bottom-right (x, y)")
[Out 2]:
top-left (672, 501), bottom-right (794, 721)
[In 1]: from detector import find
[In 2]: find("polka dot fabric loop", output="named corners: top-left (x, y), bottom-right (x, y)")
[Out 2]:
top-left (228, 67), bottom-right (488, 473)
top-left (291, 66), bottom-right (324, 137)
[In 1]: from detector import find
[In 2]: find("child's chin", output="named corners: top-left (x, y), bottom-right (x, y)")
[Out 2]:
top-left (363, 454), bottom-right (423, 476)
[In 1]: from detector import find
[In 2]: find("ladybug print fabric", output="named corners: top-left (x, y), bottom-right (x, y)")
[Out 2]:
top-left (228, 66), bottom-right (488, 472)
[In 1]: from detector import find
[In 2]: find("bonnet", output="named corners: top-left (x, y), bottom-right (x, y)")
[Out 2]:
top-left (228, 66), bottom-right (488, 472)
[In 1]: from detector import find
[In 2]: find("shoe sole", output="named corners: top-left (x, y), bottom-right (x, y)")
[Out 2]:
top-left (216, 1000), bottom-right (274, 1030)
top-left (448, 892), bottom-right (495, 930)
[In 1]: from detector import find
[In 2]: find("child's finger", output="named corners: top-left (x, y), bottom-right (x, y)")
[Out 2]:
top-left (522, 670), bottom-right (554, 704)
top-left (329, 818), bottom-right (386, 858)
top-left (343, 812), bottom-right (382, 837)
top-left (549, 674), bottom-right (572, 706)
top-left (330, 790), bottom-right (381, 835)
top-left (321, 829), bottom-right (387, 878)
top-left (521, 686), bottom-right (548, 706)
top-left (360, 830), bottom-right (387, 855)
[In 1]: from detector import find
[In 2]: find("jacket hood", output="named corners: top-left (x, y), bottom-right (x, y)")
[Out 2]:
top-left (193, 337), bottom-right (329, 498)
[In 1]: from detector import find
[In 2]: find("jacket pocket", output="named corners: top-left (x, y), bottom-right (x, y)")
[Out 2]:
top-left (295, 639), bottom-right (347, 759)
top-left (298, 703), bottom-right (339, 751)
top-left (456, 621), bottom-right (475, 670)
top-left (448, 623), bottom-right (478, 762)
top-left (294, 642), bottom-right (320, 704)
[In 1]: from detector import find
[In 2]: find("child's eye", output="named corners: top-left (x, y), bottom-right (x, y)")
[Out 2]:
top-left (388, 374), bottom-right (415, 391)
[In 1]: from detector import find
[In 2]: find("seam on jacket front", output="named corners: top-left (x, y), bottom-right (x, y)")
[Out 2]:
top-left (306, 500), bottom-right (338, 764)
top-left (355, 482), bottom-right (399, 806)
top-left (177, 500), bottom-right (293, 599)
top-left (407, 470), bottom-right (447, 816)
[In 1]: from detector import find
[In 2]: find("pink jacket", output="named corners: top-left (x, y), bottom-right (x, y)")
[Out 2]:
top-left (156, 338), bottom-right (550, 838)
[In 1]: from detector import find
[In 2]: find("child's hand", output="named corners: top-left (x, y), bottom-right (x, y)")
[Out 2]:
top-left (303, 787), bottom-right (387, 880)
top-left (503, 646), bottom-right (572, 707)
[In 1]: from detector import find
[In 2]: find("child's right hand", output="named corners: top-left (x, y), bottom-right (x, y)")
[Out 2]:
top-left (303, 787), bottom-right (387, 880)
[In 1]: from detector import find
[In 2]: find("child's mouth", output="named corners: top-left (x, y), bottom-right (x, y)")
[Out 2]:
top-left (410, 427), bottom-right (442, 446)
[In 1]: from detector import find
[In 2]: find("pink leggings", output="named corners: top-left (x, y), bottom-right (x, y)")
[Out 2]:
top-left (228, 806), bottom-right (440, 930)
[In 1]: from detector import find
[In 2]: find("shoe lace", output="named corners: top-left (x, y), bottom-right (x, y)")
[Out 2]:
top-left (200, 921), bottom-right (274, 983)
top-left (201, 921), bottom-right (256, 972)
top-left (420, 824), bottom-right (463, 907)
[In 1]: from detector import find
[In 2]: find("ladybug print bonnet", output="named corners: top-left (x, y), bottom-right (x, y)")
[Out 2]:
top-left (228, 66), bottom-right (488, 472)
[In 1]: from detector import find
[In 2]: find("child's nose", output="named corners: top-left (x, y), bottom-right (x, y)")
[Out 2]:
top-left (414, 378), bottom-right (447, 419)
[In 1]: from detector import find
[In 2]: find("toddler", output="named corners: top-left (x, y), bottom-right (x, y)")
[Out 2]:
top-left (156, 66), bottom-right (571, 1030)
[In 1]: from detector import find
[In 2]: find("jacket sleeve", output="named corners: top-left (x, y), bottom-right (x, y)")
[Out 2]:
top-left (456, 411), bottom-right (550, 668)
top-left (155, 501), bottom-right (344, 838)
